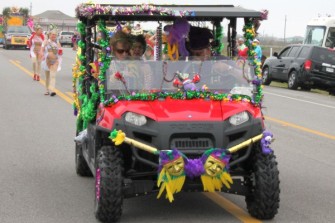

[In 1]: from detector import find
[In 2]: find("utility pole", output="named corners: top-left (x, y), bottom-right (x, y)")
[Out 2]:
top-left (284, 15), bottom-right (287, 44)
top-left (30, 2), bottom-right (32, 16)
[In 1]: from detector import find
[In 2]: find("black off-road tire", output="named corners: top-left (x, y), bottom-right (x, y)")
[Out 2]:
top-left (245, 143), bottom-right (280, 219)
top-left (288, 70), bottom-right (299, 90)
top-left (75, 143), bottom-right (93, 177)
top-left (95, 146), bottom-right (124, 223)
top-left (262, 66), bottom-right (272, 85)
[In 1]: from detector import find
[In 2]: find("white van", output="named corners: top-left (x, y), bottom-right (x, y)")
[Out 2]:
top-left (303, 17), bottom-right (335, 48)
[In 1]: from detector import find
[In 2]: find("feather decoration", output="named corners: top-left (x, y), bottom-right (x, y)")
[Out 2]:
top-left (109, 129), bottom-right (125, 145)
top-left (200, 149), bottom-right (233, 192)
top-left (165, 18), bottom-right (190, 60)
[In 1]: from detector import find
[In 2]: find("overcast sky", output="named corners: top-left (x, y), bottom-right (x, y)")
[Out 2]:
top-left (1, 0), bottom-right (333, 37)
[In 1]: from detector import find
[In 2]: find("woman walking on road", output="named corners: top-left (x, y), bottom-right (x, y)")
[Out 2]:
top-left (28, 25), bottom-right (45, 81)
top-left (41, 27), bottom-right (63, 96)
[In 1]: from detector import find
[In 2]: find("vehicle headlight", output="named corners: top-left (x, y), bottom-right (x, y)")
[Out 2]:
top-left (229, 111), bottom-right (249, 126)
top-left (125, 112), bottom-right (147, 126)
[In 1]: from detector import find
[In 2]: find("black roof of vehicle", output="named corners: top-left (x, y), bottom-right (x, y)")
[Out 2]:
top-left (76, 4), bottom-right (263, 21)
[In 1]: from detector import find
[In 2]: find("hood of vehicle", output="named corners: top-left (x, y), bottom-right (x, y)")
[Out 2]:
top-left (105, 98), bottom-right (260, 120)
top-left (98, 98), bottom-right (261, 129)
top-left (147, 98), bottom-right (223, 121)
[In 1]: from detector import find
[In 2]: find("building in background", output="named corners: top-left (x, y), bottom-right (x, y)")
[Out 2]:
top-left (33, 10), bottom-right (77, 32)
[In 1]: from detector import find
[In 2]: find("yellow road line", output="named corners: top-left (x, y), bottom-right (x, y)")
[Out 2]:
top-left (203, 192), bottom-right (262, 223)
top-left (10, 60), bottom-right (73, 104)
top-left (265, 116), bottom-right (335, 140)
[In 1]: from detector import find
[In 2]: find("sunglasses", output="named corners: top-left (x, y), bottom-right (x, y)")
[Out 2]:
top-left (115, 48), bottom-right (130, 54)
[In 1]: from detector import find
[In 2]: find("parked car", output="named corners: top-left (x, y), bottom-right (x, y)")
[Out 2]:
top-left (3, 25), bottom-right (31, 49)
top-left (58, 31), bottom-right (74, 47)
top-left (262, 44), bottom-right (335, 94)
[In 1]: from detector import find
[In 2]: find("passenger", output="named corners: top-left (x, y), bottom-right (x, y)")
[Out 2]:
top-left (109, 31), bottom-right (132, 60)
top-left (129, 34), bottom-right (153, 89)
top-left (129, 34), bottom-right (147, 59)
top-left (109, 31), bottom-right (140, 90)
top-left (28, 25), bottom-right (45, 81)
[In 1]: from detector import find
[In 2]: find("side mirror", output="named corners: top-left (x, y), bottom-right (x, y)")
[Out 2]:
top-left (273, 52), bottom-right (279, 57)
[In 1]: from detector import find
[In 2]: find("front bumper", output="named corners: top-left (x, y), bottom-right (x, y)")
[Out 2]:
top-left (121, 118), bottom-right (263, 154)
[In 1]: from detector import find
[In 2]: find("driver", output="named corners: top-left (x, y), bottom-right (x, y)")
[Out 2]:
top-left (188, 26), bottom-right (213, 60)
top-left (187, 26), bottom-right (229, 60)
top-left (187, 26), bottom-right (243, 87)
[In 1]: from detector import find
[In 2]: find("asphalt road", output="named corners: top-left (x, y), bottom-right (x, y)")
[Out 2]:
top-left (0, 46), bottom-right (335, 223)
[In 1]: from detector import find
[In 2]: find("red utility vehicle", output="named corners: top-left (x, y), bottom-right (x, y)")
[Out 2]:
top-left (73, 3), bottom-right (279, 223)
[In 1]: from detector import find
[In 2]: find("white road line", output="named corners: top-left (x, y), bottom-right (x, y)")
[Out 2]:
top-left (264, 91), bottom-right (335, 109)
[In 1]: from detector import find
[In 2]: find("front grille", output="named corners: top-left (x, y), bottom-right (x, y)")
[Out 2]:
top-left (171, 137), bottom-right (214, 150)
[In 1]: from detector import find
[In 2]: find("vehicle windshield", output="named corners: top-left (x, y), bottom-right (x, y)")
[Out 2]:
top-left (304, 26), bottom-right (326, 46)
top-left (7, 26), bottom-right (31, 34)
top-left (106, 57), bottom-right (255, 98)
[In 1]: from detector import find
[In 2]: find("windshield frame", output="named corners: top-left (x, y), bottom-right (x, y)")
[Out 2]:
top-left (72, 3), bottom-right (266, 109)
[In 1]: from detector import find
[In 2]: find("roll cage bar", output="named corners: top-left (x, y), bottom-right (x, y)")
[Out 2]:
top-left (76, 3), bottom-right (264, 57)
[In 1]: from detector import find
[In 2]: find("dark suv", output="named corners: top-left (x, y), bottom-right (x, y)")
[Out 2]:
top-left (262, 44), bottom-right (335, 94)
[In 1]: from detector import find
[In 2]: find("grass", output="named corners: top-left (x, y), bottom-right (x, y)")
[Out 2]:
top-left (268, 81), bottom-right (330, 95)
